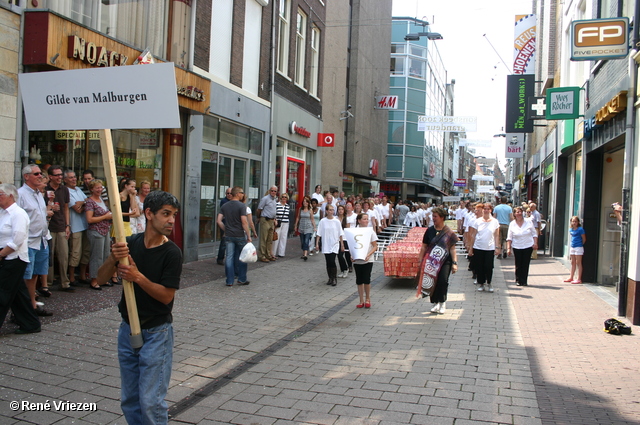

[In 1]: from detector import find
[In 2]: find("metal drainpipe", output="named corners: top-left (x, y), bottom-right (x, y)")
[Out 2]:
top-left (617, 5), bottom-right (639, 316)
top-left (265, 0), bottom-right (277, 193)
top-left (15, 6), bottom-right (26, 185)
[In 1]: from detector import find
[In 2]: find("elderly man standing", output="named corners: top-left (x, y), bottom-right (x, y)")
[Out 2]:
top-left (529, 202), bottom-right (542, 259)
top-left (256, 186), bottom-right (278, 262)
top-left (65, 169), bottom-right (90, 286)
top-left (0, 183), bottom-right (42, 334)
top-left (18, 164), bottom-right (54, 314)
top-left (45, 165), bottom-right (73, 292)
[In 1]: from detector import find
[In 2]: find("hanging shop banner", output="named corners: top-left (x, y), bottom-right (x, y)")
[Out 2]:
top-left (514, 14), bottom-right (536, 74)
top-left (459, 139), bottom-right (492, 148)
top-left (317, 133), bottom-right (335, 147)
top-left (443, 196), bottom-right (461, 202)
top-left (505, 133), bottom-right (525, 158)
top-left (454, 179), bottom-right (467, 187)
top-left (546, 87), bottom-right (582, 120)
top-left (570, 18), bottom-right (629, 61)
top-left (477, 185), bottom-right (495, 193)
top-left (417, 116), bottom-right (477, 132)
top-left (505, 74), bottom-right (534, 133)
top-left (374, 95), bottom-right (398, 109)
top-left (472, 175), bottom-right (494, 182)
top-left (19, 62), bottom-right (180, 131)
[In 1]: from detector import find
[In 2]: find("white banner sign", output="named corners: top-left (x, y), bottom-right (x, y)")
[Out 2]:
top-left (459, 139), bottom-right (493, 148)
top-left (477, 185), bottom-right (495, 193)
top-left (505, 133), bottom-right (525, 158)
top-left (443, 196), bottom-right (461, 202)
top-left (418, 115), bottom-right (477, 132)
top-left (472, 175), bottom-right (494, 181)
top-left (344, 227), bottom-right (375, 262)
top-left (19, 62), bottom-right (180, 130)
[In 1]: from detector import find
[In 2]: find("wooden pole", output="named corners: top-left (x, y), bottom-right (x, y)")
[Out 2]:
top-left (99, 129), bottom-right (144, 348)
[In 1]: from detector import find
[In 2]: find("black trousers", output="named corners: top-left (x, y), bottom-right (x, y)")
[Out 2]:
top-left (0, 259), bottom-right (41, 331)
top-left (513, 247), bottom-right (533, 285)
top-left (474, 249), bottom-right (495, 285)
top-left (430, 262), bottom-right (452, 304)
top-left (337, 241), bottom-right (352, 272)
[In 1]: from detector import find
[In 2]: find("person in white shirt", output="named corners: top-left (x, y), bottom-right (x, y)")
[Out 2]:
top-left (468, 203), bottom-right (500, 292)
top-left (311, 185), bottom-right (324, 204)
top-left (0, 183), bottom-right (42, 334)
top-left (506, 206), bottom-right (537, 286)
top-left (350, 213), bottom-right (378, 309)
top-left (316, 204), bottom-right (344, 287)
top-left (404, 205), bottom-right (422, 227)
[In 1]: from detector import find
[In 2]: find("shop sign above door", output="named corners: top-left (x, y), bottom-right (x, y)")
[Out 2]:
top-left (19, 63), bottom-right (180, 131)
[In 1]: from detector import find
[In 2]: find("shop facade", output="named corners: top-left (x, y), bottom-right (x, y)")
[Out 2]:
top-left (21, 10), bottom-right (210, 254)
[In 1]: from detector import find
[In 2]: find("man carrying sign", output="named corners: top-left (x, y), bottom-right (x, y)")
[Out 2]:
top-left (98, 191), bottom-right (182, 425)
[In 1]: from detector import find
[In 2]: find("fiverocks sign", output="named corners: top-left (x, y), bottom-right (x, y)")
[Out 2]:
top-left (19, 63), bottom-right (180, 131)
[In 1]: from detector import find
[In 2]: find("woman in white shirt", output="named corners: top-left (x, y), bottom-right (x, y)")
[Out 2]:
top-left (506, 206), bottom-right (537, 286)
top-left (404, 205), bottom-right (421, 227)
top-left (349, 213), bottom-right (378, 308)
top-left (469, 203), bottom-right (500, 292)
top-left (316, 204), bottom-right (344, 286)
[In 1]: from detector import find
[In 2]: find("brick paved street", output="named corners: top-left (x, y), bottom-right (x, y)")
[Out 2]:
top-left (1, 243), bottom-right (639, 424)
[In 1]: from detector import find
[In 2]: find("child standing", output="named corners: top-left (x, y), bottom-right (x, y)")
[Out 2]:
top-left (564, 216), bottom-right (586, 284)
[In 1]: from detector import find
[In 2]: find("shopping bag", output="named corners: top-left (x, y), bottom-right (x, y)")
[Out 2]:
top-left (239, 242), bottom-right (257, 263)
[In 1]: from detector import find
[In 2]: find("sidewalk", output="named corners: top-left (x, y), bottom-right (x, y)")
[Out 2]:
top-left (1, 245), bottom-right (638, 424)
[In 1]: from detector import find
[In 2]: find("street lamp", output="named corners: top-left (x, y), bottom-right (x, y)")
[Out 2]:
top-left (404, 32), bottom-right (443, 41)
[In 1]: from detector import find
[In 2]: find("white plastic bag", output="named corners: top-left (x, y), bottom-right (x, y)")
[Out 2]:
top-left (239, 242), bottom-right (257, 263)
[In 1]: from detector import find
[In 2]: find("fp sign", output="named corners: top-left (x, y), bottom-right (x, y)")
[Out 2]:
top-left (570, 18), bottom-right (629, 61)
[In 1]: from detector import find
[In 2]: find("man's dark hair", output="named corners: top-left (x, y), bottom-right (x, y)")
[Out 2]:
top-left (143, 191), bottom-right (180, 215)
top-left (501, 196), bottom-right (507, 204)
top-left (82, 169), bottom-right (95, 178)
top-left (49, 164), bottom-right (63, 175)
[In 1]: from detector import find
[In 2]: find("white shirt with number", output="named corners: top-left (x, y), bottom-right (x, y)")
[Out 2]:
top-left (317, 217), bottom-right (344, 254)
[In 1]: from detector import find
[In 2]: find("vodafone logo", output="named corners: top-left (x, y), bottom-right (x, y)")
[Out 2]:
top-left (289, 121), bottom-right (311, 138)
top-left (317, 133), bottom-right (335, 147)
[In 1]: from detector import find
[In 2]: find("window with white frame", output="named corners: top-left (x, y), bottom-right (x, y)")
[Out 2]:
top-left (294, 9), bottom-right (307, 87)
top-left (309, 25), bottom-right (320, 96)
top-left (277, 0), bottom-right (291, 75)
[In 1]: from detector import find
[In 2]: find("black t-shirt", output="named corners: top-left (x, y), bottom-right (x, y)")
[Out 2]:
top-left (121, 196), bottom-right (131, 222)
top-left (118, 233), bottom-right (182, 328)
top-left (422, 226), bottom-right (453, 265)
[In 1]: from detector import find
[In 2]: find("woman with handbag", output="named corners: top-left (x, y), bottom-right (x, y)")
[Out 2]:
top-left (272, 193), bottom-right (290, 258)
top-left (416, 207), bottom-right (458, 314)
top-left (294, 196), bottom-right (315, 261)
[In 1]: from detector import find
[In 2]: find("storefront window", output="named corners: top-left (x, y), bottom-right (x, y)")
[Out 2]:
top-left (203, 115), bottom-right (219, 145)
top-left (28, 128), bottom-right (162, 189)
top-left (41, 0), bottom-right (169, 58)
top-left (250, 129), bottom-right (262, 155)
top-left (199, 151), bottom-right (218, 244)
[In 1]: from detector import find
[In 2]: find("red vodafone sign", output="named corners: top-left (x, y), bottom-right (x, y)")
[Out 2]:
top-left (289, 121), bottom-right (311, 138)
top-left (317, 133), bottom-right (335, 147)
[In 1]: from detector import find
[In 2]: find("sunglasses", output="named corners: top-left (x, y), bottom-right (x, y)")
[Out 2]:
top-left (31, 172), bottom-right (43, 176)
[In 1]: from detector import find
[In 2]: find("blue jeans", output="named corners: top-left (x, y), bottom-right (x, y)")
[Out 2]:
top-left (299, 232), bottom-right (312, 251)
top-left (225, 236), bottom-right (248, 285)
top-left (118, 321), bottom-right (173, 425)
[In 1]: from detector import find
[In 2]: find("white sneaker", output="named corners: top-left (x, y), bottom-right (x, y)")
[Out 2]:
top-left (486, 284), bottom-right (494, 292)
top-left (438, 302), bottom-right (446, 314)
top-left (340, 271), bottom-right (347, 278)
top-left (430, 303), bottom-right (441, 313)
top-left (473, 279), bottom-right (478, 284)
top-left (308, 252), bottom-right (313, 256)
top-left (477, 285), bottom-right (485, 292)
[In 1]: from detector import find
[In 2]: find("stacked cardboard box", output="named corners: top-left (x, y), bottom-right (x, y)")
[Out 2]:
top-left (383, 227), bottom-right (427, 277)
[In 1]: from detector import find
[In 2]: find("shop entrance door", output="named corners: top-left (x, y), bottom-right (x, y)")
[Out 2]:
top-left (216, 155), bottom-right (247, 240)
top-left (286, 158), bottom-right (305, 211)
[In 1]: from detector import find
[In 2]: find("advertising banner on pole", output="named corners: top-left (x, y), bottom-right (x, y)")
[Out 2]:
top-left (505, 74), bottom-right (534, 133)
top-left (418, 116), bottom-right (477, 132)
top-left (514, 14), bottom-right (536, 74)
top-left (505, 133), bottom-right (525, 158)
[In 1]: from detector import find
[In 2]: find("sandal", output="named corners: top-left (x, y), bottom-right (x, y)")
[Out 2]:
top-left (36, 287), bottom-right (51, 298)
top-left (563, 278), bottom-right (572, 282)
top-left (110, 277), bottom-right (122, 285)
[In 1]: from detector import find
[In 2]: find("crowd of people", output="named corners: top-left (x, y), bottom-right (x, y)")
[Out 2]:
top-left (0, 164), bottom-right (154, 330)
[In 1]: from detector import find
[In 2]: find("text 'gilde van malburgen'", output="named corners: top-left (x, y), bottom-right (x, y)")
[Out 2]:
top-left (46, 92), bottom-right (148, 106)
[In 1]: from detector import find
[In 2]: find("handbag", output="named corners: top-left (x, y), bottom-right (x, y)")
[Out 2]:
top-left (604, 318), bottom-right (632, 335)
top-left (272, 229), bottom-right (278, 241)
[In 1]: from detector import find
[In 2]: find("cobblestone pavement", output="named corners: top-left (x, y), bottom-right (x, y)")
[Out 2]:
top-left (1, 240), bottom-right (639, 424)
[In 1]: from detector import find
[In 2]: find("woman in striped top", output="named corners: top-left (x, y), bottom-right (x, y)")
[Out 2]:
top-left (272, 193), bottom-right (291, 257)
